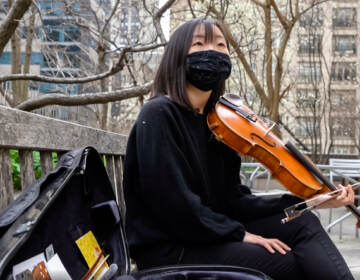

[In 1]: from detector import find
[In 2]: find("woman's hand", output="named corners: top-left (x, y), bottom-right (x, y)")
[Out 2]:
top-left (243, 231), bottom-right (291, 255)
top-left (307, 185), bottom-right (354, 209)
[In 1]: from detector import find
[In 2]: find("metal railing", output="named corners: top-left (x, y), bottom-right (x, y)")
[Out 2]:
top-left (241, 161), bottom-right (360, 239)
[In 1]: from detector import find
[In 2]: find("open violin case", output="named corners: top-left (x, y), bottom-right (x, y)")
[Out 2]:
top-left (0, 147), bottom-right (271, 280)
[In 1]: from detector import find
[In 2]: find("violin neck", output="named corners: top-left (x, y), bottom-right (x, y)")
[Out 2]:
top-left (285, 141), bottom-right (360, 220)
top-left (328, 183), bottom-right (360, 196)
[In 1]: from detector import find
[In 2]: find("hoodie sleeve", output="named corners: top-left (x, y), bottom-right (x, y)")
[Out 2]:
top-left (134, 104), bottom-right (246, 243)
top-left (221, 146), bottom-right (304, 223)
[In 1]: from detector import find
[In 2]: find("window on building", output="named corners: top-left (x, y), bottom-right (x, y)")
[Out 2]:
top-left (296, 89), bottom-right (320, 110)
top-left (330, 62), bottom-right (357, 82)
top-left (330, 90), bottom-right (357, 111)
top-left (332, 35), bottom-right (356, 55)
top-left (298, 34), bottom-right (322, 54)
top-left (44, 26), bottom-right (60, 41)
top-left (330, 145), bottom-right (356, 155)
top-left (297, 62), bottom-right (322, 83)
top-left (63, 53), bottom-right (81, 68)
top-left (295, 116), bottom-right (320, 137)
top-left (41, 1), bottom-right (58, 16)
top-left (43, 19), bottom-right (62, 42)
top-left (299, 7), bottom-right (324, 27)
top-left (330, 117), bottom-right (355, 137)
top-left (333, 8), bottom-right (357, 28)
top-left (29, 81), bottom-right (39, 91)
top-left (42, 53), bottom-right (58, 68)
top-left (64, 26), bottom-right (81, 42)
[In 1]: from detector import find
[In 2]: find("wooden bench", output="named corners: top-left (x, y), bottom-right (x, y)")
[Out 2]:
top-left (0, 105), bottom-right (128, 217)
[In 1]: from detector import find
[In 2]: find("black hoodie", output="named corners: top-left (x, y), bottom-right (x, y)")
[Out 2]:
top-left (123, 96), bottom-right (302, 264)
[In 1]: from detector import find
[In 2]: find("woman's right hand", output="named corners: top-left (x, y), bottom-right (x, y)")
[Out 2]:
top-left (243, 231), bottom-right (291, 255)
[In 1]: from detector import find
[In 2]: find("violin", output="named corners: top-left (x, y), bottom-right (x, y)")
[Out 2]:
top-left (207, 93), bottom-right (360, 226)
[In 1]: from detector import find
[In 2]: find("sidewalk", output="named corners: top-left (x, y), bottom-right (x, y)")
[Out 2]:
top-left (317, 208), bottom-right (360, 279)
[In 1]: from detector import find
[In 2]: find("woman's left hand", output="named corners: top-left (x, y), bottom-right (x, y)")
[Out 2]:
top-left (307, 185), bottom-right (354, 209)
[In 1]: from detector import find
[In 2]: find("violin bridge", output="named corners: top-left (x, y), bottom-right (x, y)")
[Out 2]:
top-left (264, 122), bottom-right (277, 137)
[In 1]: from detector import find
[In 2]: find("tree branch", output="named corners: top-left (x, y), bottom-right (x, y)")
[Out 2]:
top-left (155, 0), bottom-right (176, 19)
top-left (297, 0), bottom-right (329, 20)
top-left (0, 86), bottom-right (13, 106)
top-left (187, 0), bottom-right (196, 18)
top-left (279, 82), bottom-right (294, 99)
top-left (270, 0), bottom-right (290, 29)
top-left (16, 81), bottom-right (153, 111)
top-left (0, 43), bottom-right (163, 83)
top-left (102, 0), bottom-right (121, 34)
top-left (250, 0), bottom-right (266, 8)
top-left (274, 25), bottom-right (293, 96)
top-left (210, 6), bottom-right (269, 104)
top-left (264, 2), bottom-right (274, 105)
top-left (0, 0), bottom-right (32, 57)
top-left (153, 0), bottom-right (176, 44)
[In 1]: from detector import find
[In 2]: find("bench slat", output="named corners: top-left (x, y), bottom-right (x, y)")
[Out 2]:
top-left (0, 105), bottom-right (127, 155)
top-left (40, 151), bottom-right (53, 175)
top-left (0, 149), bottom-right (14, 210)
top-left (114, 155), bottom-right (126, 219)
top-left (105, 155), bottom-right (115, 192)
top-left (19, 150), bottom-right (35, 190)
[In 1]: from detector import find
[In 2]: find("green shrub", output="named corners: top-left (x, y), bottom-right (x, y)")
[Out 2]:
top-left (10, 150), bottom-right (50, 190)
top-left (10, 150), bottom-right (21, 191)
top-left (33, 151), bottom-right (42, 179)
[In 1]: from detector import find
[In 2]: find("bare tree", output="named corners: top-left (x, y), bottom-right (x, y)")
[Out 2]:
top-left (0, 0), bottom-right (176, 131)
top-left (191, 0), bottom-right (328, 137)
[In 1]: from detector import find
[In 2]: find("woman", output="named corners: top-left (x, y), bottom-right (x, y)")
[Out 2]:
top-left (123, 18), bottom-right (355, 280)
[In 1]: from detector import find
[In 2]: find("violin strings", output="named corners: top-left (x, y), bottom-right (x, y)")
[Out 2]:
top-left (326, 182), bottom-right (360, 196)
top-left (302, 182), bottom-right (360, 206)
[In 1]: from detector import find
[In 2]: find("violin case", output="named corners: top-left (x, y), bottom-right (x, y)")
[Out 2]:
top-left (0, 147), bottom-right (271, 280)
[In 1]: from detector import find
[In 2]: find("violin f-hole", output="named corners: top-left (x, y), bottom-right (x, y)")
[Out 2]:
top-left (250, 133), bottom-right (277, 148)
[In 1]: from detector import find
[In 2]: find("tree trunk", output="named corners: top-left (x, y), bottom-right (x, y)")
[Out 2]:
top-left (268, 98), bottom-right (282, 138)
top-left (9, 0), bottom-right (22, 106)
top-left (98, 43), bottom-right (108, 130)
top-left (20, 5), bottom-right (35, 101)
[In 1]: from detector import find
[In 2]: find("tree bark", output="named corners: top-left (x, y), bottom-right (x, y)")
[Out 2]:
top-left (98, 42), bottom-right (109, 130)
top-left (0, 0), bottom-right (32, 57)
top-left (9, 0), bottom-right (22, 106)
top-left (20, 5), bottom-right (36, 102)
top-left (15, 81), bottom-right (153, 111)
top-left (0, 43), bottom-right (164, 83)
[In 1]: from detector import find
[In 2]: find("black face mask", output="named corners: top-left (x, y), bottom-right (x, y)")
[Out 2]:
top-left (186, 50), bottom-right (232, 91)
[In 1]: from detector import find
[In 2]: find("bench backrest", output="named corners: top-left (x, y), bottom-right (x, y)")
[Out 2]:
top-left (329, 158), bottom-right (360, 182)
top-left (0, 105), bottom-right (128, 214)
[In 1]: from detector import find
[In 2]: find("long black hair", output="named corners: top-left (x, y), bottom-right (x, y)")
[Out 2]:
top-left (151, 18), bottom-right (230, 113)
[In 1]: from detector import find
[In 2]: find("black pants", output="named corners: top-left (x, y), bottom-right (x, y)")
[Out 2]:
top-left (134, 212), bottom-right (354, 280)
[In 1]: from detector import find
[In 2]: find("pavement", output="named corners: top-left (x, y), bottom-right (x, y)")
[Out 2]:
top-left (317, 207), bottom-right (360, 280)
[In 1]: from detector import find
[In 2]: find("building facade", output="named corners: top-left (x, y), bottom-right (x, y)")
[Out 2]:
top-left (287, 0), bottom-right (360, 160)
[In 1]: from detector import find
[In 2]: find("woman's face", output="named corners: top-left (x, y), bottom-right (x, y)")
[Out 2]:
top-left (188, 24), bottom-right (229, 56)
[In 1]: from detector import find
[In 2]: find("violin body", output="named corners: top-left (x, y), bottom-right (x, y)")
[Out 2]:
top-left (207, 94), bottom-right (329, 199)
